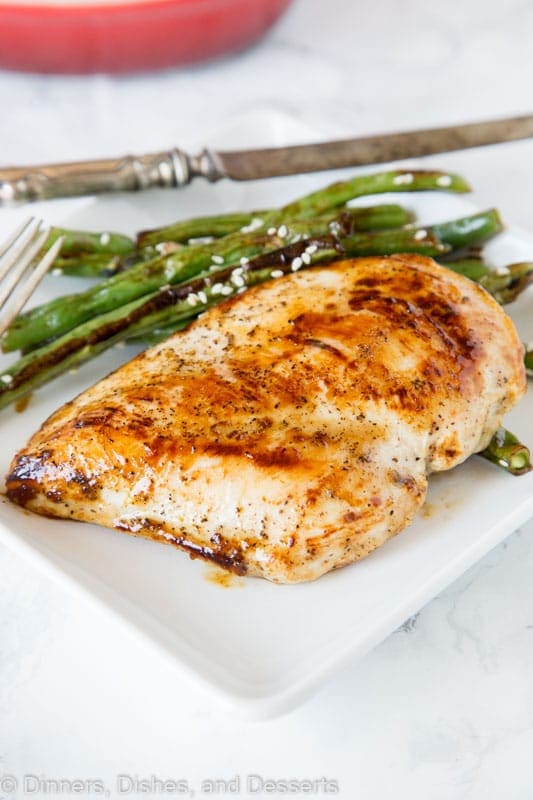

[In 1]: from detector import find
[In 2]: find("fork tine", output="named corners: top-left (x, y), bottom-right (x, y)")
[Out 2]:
top-left (0, 218), bottom-right (39, 282)
top-left (0, 234), bottom-right (65, 339)
top-left (13, 235), bottom-right (64, 312)
top-left (0, 225), bottom-right (50, 309)
top-left (0, 217), bottom-right (34, 260)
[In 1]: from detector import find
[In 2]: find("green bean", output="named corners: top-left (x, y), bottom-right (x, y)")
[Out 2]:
top-left (3, 213), bottom-right (445, 355)
top-left (274, 170), bottom-right (470, 221)
top-left (481, 428), bottom-right (531, 475)
top-left (137, 203), bottom-right (414, 249)
top-left (46, 226), bottom-right (134, 257)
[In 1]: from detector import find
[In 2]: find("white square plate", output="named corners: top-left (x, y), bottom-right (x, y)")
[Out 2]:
top-left (1, 112), bottom-right (533, 718)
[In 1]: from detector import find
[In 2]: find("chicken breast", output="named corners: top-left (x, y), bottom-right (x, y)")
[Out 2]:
top-left (6, 255), bottom-right (526, 583)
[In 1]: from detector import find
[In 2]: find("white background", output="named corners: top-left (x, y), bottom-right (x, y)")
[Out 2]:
top-left (1, 0), bottom-right (533, 797)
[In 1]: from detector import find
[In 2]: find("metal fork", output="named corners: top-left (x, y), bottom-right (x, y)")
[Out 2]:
top-left (0, 218), bottom-right (64, 338)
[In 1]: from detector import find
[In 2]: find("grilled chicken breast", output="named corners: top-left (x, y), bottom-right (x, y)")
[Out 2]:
top-left (6, 255), bottom-right (526, 583)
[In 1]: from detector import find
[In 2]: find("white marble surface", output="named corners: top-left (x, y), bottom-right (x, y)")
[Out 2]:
top-left (1, 0), bottom-right (533, 797)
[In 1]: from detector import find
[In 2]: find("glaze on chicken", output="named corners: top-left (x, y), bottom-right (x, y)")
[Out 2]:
top-left (6, 255), bottom-right (526, 582)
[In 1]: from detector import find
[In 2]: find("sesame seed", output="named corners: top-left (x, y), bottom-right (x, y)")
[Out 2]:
top-left (0, 374), bottom-right (13, 385)
top-left (221, 286), bottom-right (233, 296)
top-left (277, 224), bottom-right (288, 237)
top-left (232, 266), bottom-right (244, 276)
top-left (495, 428), bottom-right (506, 447)
top-left (393, 173), bottom-right (414, 185)
top-left (267, 227), bottom-right (277, 236)
top-left (270, 269), bottom-right (284, 278)
top-left (305, 244), bottom-right (318, 255)
top-left (187, 236), bottom-right (214, 246)
top-left (232, 274), bottom-right (245, 287)
top-left (240, 217), bottom-right (263, 233)
top-left (159, 283), bottom-right (171, 292)
top-left (156, 242), bottom-right (180, 255)
top-left (211, 255), bottom-right (224, 265)
top-left (197, 290), bottom-right (208, 304)
top-left (436, 175), bottom-right (452, 187)
top-left (494, 266), bottom-right (511, 276)
top-left (240, 257), bottom-right (249, 266)
top-left (100, 232), bottom-right (110, 246)
top-left (301, 252), bottom-right (311, 265)
top-left (291, 257), bottom-right (303, 271)
top-left (414, 229), bottom-right (427, 240)
top-left (187, 293), bottom-right (199, 306)
top-left (211, 283), bottom-right (224, 295)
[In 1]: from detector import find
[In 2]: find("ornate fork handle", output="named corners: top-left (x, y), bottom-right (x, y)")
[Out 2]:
top-left (0, 148), bottom-right (225, 204)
